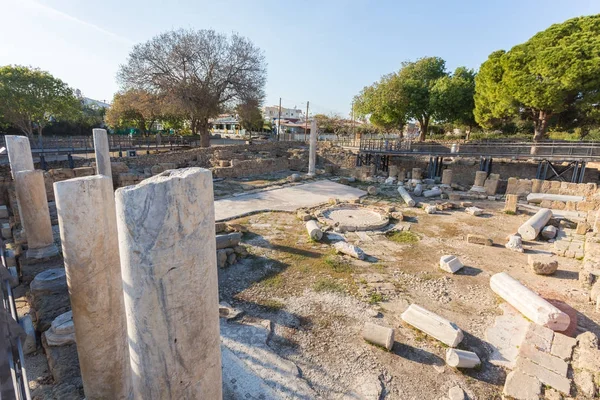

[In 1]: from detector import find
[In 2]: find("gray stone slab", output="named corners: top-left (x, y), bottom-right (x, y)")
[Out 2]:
top-left (215, 180), bottom-right (366, 221)
top-left (485, 304), bottom-right (530, 369)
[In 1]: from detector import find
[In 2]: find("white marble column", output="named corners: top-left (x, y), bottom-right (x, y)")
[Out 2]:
top-left (115, 168), bottom-right (222, 399)
top-left (92, 128), bottom-right (112, 178)
top-left (54, 175), bottom-right (131, 399)
top-left (308, 119), bottom-right (317, 176)
top-left (6, 135), bottom-right (34, 178)
top-left (14, 170), bottom-right (58, 259)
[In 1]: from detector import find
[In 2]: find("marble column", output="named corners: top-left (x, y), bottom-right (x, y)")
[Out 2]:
top-left (115, 168), bottom-right (222, 399)
top-left (470, 171), bottom-right (487, 192)
top-left (92, 129), bottom-right (112, 178)
top-left (54, 175), bottom-right (131, 399)
top-left (14, 170), bottom-right (58, 259)
top-left (308, 119), bottom-right (317, 176)
top-left (441, 169), bottom-right (453, 186)
top-left (6, 135), bottom-right (34, 178)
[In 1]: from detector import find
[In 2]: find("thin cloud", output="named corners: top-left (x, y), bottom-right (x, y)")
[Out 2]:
top-left (21, 0), bottom-right (134, 45)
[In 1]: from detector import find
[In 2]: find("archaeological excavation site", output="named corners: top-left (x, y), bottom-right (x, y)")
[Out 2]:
top-left (3, 132), bottom-right (600, 400)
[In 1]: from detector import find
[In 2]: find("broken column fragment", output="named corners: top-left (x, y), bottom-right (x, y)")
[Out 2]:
top-left (92, 128), bottom-right (112, 178)
top-left (54, 175), bottom-right (131, 399)
top-left (216, 232), bottom-right (242, 249)
top-left (490, 272), bottom-right (570, 331)
top-left (517, 208), bottom-right (552, 240)
top-left (14, 170), bottom-right (58, 259)
top-left (305, 220), bottom-right (323, 241)
top-left (115, 168), bottom-right (222, 399)
top-left (362, 322), bottom-right (394, 350)
top-left (397, 186), bottom-right (416, 207)
top-left (401, 304), bottom-right (464, 347)
top-left (504, 194), bottom-right (518, 213)
top-left (505, 234), bottom-right (524, 253)
top-left (333, 241), bottom-right (365, 260)
top-left (446, 348), bottom-right (481, 368)
top-left (423, 187), bottom-right (442, 198)
top-left (6, 135), bottom-right (34, 178)
top-left (441, 169), bottom-right (453, 186)
top-left (470, 171), bottom-right (487, 192)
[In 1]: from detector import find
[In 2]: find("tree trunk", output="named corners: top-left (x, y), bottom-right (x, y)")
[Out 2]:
top-left (37, 125), bottom-right (44, 148)
top-left (199, 118), bottom-right (210, 148)
top-left (533, 110), bottom-right (549, 142)
top-left (419, 117), bottom-right (429, 142)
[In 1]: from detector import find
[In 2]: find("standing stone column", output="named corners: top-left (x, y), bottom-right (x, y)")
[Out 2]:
top-left (14, 170), bottom-right (58, 259)
top-left (308, 119), bottom-right (317, 176)
top-left (471, 171), bottom-right (487, 192)
top-left (115, 168), bottom-right (222, 399)
top-left (6, 135), bottom-right (34, 178)
top-left (54, 175), bottom-right (130, 399)
top-left (441, 169), bottom-right (453, 186)
top-left (92, 128), bottom-right (112, 178)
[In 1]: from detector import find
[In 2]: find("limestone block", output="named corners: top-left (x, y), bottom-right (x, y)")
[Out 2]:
top-left (473, 171), bottom-right (487, 186)
top-left (93, 128), bottom-right (112, 177)
top-left (216, 232), bottom-right (242, 249)
top-left (465, 206), bottom-right (482, 216)
top-left (45, 311), bottom-right (75, 346)
top-left (519, 343), bottom-right (568, 376)
top-left (412, 168), bottom-right (422, 180)
top-left (490, 272), bottom-right (570, 331)
top-left (0, 205), bottom-right (8, 219)
top-left (30, 268), bottom-right (71, 332)
top-left (20, 314), bottom-right (36, 355)
top-left (401, 304), bottom-right (463, 347)
top-left (576, 221), bottom-right (590, 235)
top-left (466, 234), bottom-right (492, 246)
top-left (439, 255), bottom-right (463, 273)
top-left (362, 322), bottom-right (394, 350)
top-left (367, 186), bottom-right (378, 195)
top-left (505, 194), bottom-right (518, 213)
top-left (528, 254), bottom-right (558, 275)
top-left (448, 193), bottom-right (461, 201)
top-left (42, 333), bottom-right (81, 384)
top-left (306, 220), bottom-right (323, 241)
top-left (115, 168), bottom-right (222, 399)
top-left (72, 167), bottom-right (94, 177)
top-left (518, 208), bottom-right (552, 240)
top-left (515, 356), bottom-right (571, 394)
top-left (446, 348), bottom-right (480, 368)
top-left (6, 135), bottom-right (34, 177)
top-left (333, 241), bottom-right (365, 260)
top-left (441, 169), bottom-right (453, 185)
top-left (550, 332), bottom-right (577, 361)
top-left (424, 205), bottom-right (437, 214)
top-left (484, 175), bottom-right (500, 195)
top-left (532, 179), bottom-right (543, 193)
top-left (503, 370), bottom-right (541, 400)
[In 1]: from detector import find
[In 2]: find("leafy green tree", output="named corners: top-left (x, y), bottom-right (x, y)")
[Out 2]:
top-left (0, 65), bottom-right (81, 141)
top-left (236, 99), bottom-right (264, 132)
top-left (105, 89), bottom-right (163, 134)
top-left (353, 74), bottom-right (406, 134)
top-left (475, 15), bottom-right (600, 141)
top-left (431, 67), bottom-right (476, 138)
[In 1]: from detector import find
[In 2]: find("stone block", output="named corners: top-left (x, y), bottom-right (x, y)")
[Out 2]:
top-left (465, 206), bottom-right (482, 216)
top-left (515, 356), bottom-right (571, 394)
top-left (72, 167), bottom-right (94, 177)
top-left (528, 254), bottom-right (558, 275)
top-left (29, 269), bottom-right (71, 332)
top-left (505, 194), bottom-right (518, 213)
top-left (550, 332), bottom-right (577, 361)
top-left (401, 304), bottom-right (463, 347)
top-left (439, 255), bottom-right (464, 273)
top-left (524, 322), bottom-right (554, 352)
top-left (519, 343), bottom-right (568, 376)
top-left (42, 333), bottom-right (81, 384)
top-left (466, 234), bottom-right (492, 246)
top-left (541, 225), bottom-right (557, 239)
top-left (0, 205), bottom-right (8, 219)
top-left (503, 370), bottom-right (541, 400)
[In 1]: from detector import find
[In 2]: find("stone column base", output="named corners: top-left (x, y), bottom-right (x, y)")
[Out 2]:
top-left (470, 185), bottom-right (486, 193)
top-left (26, 243), bottom-right (59, 259)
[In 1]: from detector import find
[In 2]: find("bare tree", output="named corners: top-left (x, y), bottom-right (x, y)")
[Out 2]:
top-left (118, 29), bottom-right (267, 147)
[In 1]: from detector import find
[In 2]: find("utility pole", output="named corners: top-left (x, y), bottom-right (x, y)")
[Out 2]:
top-left (351, 100), bottom-right (356, 142)
top-left (304, 101), bottom-right (309, 142)
top-left (277, 97), bottom-right (282, 141)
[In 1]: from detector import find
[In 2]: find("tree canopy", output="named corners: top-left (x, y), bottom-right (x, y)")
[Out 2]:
top-left (475, 14), bottom-right (600, 141)
top-left (0, 65), bottom-right (81, 140)
top-left (353, 57), bottom-right (474, 140)
top-left (236, 99), bottom-right (264, 132)
top-left (118, 29), bottom-right (267, 146)
top-left (105, 89), bottom-right (165, 134)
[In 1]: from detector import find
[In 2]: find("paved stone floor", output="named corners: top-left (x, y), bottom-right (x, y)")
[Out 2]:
top-left (214, 180), bottom-right (366, 221)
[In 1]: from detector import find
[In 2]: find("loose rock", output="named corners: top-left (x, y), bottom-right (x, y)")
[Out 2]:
top-left (505, 234), bottom-right (524, 253)
top-left (528, 254), bottom-right (558, 275)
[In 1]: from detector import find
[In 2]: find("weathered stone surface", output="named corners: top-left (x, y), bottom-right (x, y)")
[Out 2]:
top-left (484, 174), bottom-right (500, 195)
top-left (505, 234), bottom-right (524, 253)
top-left (30, 268), bottom-right (71, 332)
top-left (473, 170), bottom-right (487, 187)
top-left (466, 234), bottom-right (492, 246)
top-left (54, 175), bottom-right (131, 399)
top-left (528, 254), bottom-right (559, 275)
top-left (287, 173), bottom-right (300, 182)
top-left (6, 135), bottom-right (34, 177)
top-left (576, 221), bottom-right (590, 235)
top-left (518, 343), bottom-right (568, 376)
top-left (574, 370), bottom-right (597, 398)
top-left (423, 188), bottom-right (441, 198)
top-left (216, 232), bottom-right (242, 249)
top-left (362, 322), bottom-right (394, 350)
top-left (401, 304), bottom-right (463, 347)
top-left (424, 205), bottom-right (437, 214)
top-left (518, 208), bottom-right (553, 240)
top-left (42, 333), bottom-right (81, 384)
top-left (217, 249), bottom-right (228, 268)
top-left (524, 322), bottom-right (554, 352)
top-left (505, 194), bottom-right (518, 213)
top-left (439, 255), bottom-right (463, 273)
top-left (334, 241), bottom-right (365, 260)
top-left (515, 356), bottom-right (571, 394)
top-left (448, 386), bottom-right (465, 400)
top-left (93, 128), bottom-right (112, 178)
top-left (45, 311), bottom-right (75, 346)
top-left (465, 206), bottom-right (482, 216)
top-left (367, 185), bottom-right (378, 195)
top-left (308, 119), bottom-right (317, 176)
top-left (20, 314), bottom-right (36, 355)
top-left (14, 170), bottom-right (58, 256)
top-left (441, 169), bottom-right (453, 185)
top-left (541, 225), bottom-right (557, 239)
top-left (503, 370), bottom-right (541, 400)
top-left (551, 332), bottom-right (577, 361)
top-left (306, 220), bottom-right (323, 241)
top-left (490, 272), bottom-right (570, 331)
top-left (115, 168), bottom-right (222, 399)
top-left (486, 304), bottom-right (530, 368)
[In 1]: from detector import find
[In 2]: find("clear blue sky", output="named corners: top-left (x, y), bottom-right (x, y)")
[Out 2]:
top-left (1, 0), bottom-right (598, 117)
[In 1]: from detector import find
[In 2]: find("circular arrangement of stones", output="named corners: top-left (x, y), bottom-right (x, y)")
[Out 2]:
top-left (317, 204), bottom-right (389, 232)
